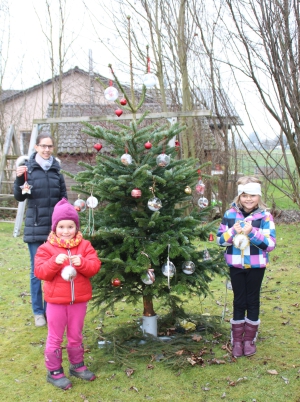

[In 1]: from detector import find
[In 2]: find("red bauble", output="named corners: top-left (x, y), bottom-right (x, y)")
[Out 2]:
top-left (208, 233), bottom-right (214, 242)
top-left (175, 140), bottom-right (180, 147)
top-left (131, 188), bottom-right (142, 198)
top-left (120, 98), bottom-right (127, 105)
top-left (115, 109), bottom-right (123, 117)
top-left (93, 143), bottom-right (102, 152)
top-left (144, 141), bottom-right (152, 149)
top-left (112, 278), bottom-right (121, 287)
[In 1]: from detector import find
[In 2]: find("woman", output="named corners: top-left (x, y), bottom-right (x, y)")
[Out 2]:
top-left (14, 133), bottom-right (67, 327)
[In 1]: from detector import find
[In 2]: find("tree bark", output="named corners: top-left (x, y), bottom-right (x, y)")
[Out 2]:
top-left (143, 295), bottom-right (156, 317)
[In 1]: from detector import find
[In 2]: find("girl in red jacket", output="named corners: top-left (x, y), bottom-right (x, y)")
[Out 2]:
top-left (34, 198), bottom-right (101, 390)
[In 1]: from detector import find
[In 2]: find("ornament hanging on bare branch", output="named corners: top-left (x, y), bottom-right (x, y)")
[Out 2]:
top-left (104, 73), bottom-right (119, 101)
top-left (143, 49), bottom-right (157, 88)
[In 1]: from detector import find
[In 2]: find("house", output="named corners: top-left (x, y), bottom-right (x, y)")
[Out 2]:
top-left (0, 67), bottom-right (164, 202)
top-left (1, 66), bottom-right (243, 206)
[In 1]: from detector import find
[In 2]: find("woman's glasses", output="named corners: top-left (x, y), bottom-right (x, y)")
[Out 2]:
top-left (38, 144), bottom-right (54, 149)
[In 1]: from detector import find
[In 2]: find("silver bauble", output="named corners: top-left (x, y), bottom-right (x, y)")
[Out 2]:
top-left (86, 196), bottom-right (98, 208)
top-left (161, 261), bottom-right (176, 277)
top-left (74, 199), bottom-right (86, 212)
top-left (182, 261), bottom-right (195, 275)
top-left (147, 197), bottom-right (162, 211)
top-left (141, 270), bottom-right (155, 285)
top-left (156, 153), bottom-right (170, 167)
top-left (121, 153), bottom-right (133, 165)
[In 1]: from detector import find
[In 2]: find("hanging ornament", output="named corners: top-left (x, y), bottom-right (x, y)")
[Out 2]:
top-left (111, 278), bottom-right (121, 287)
top-left (131, 188), bottom-right (142, 198)
top-left (120, 97), bottom-right (127, 105)
top-left (86, 196), bottom-right (98, 209)
top-left (211, 197), bottom-right (217, 206)
top-left (61, 265), bottom-right (77, 281)
top-left (104, 86), bottom-right (119, 101)
top-left (162, 244), bottom-right (175, 289)
top-left (182, 261), bottom-right (195, 275)
top-left (208, 233), bottom-right (214, 242)
top-left (148, 181), bottom-right (162, 211)
top-left (147, 197), bottom-right (162, 211)
top-left (141, 269), bottom-right (155, 285)
top-left (184, 186), bottom-right (192, 195)
top-left (93, 143), bottom-right (102, 152)
top-left (143, 72), bottom-right (157, 88)
top-left (175, 140), bottom-right (180, 151)
top-left (198, 197), bottom-right (209, 208)
top-left (115, 109), bottom-right (123, 117)
top-left (19, 166), bottom-right (32, 195)
top-left (142, 52), bottom-right (157, 88)
top-left (203, 249), bottom-right (211, 261)
top-left (196, 179), bottom-right (205, 194)
top-left (156, 153), bottom-right (170, 167)
top-left (144, 141), bottom-right (152, 149)
top-left (74, 196), bottom-right (86, 212)
top-left (20, 181), bottom-right (32, 195)
top-left (121, 153), bottom-right (132, 165)
top-left (161, 261), bottom-right (176, 278)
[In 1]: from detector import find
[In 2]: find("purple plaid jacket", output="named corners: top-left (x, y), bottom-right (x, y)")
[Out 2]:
top-left (217, 204), bottom-right (276, 269)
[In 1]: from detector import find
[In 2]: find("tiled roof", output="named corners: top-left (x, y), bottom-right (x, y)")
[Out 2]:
top-left (0, 89), bottom-right (22, 102)
top-left (40, 102), bottom-right (163, 154)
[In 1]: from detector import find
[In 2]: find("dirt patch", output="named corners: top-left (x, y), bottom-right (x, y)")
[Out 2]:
top-left (272, 209), bottom-right (300, 224)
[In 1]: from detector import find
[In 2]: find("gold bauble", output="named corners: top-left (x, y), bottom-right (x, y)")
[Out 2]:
top-left (184, 186), bottom-right (192, 194)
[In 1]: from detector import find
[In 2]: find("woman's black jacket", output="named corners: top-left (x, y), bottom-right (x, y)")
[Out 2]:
top-left (13, 152), bottom-right (67, 243)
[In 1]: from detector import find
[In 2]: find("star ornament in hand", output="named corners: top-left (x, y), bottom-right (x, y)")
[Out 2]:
top-left (20, 181), bottom-right (32, 194)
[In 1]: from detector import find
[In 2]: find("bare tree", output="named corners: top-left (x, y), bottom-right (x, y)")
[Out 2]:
top-left (222, 0), bottom-right (300, 206)
top-left (0, 0), bottom-right (11, 150)
top-left (34, 0), bottom-right (77, 150)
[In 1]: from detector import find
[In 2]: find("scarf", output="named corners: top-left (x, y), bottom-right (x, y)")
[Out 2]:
top-left (48, 231), bottom-right (83, 248)
top-left (35, 153), bottom-right (53, 171)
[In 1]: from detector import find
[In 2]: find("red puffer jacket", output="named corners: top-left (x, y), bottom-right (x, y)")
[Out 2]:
top-left (34, 239), bottom-right (101, 304)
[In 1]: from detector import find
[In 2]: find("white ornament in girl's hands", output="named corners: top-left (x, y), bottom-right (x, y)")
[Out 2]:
top-left (233, 233), bottom-right (250, 250)
top-left (61, 265), bottom-right (77, 281)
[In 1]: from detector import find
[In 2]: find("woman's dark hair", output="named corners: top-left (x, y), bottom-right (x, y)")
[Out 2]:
top-left (36, 133), bottom-right (55, 146)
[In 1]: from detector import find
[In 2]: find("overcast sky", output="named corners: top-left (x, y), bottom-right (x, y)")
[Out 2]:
top-left (2, 0), bottom-right (279, 140)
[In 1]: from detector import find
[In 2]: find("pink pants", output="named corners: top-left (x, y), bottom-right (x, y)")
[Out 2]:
top-left (45, 302), bottom-right (88, 353)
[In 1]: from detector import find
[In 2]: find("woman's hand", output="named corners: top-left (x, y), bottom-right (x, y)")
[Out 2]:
top-left (16, 166), bottom-right (27, 177)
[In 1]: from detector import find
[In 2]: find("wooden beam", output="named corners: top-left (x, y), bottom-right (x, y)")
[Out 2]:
top-left (33, 109), bottom-right (211, 124)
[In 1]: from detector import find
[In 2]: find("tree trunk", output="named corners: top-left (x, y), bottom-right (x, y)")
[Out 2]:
top-left (143, 295), bottom-right (156, 317)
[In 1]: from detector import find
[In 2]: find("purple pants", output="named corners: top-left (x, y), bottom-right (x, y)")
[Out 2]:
top-left (45, 302), bottom-right (88, 353)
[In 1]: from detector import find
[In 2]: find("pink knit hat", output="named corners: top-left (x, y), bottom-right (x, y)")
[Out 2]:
top-left (52, 198), bottom-right (79, 231)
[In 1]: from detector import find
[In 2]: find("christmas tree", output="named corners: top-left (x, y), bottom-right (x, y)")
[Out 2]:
top-left (66, 66), bottom-right (226, 336)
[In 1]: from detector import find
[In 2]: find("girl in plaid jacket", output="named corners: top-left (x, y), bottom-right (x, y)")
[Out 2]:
top-left (217, 176), bottom-right (276, 358)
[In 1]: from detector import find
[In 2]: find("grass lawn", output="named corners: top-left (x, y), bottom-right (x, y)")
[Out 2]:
top-left (0, 222), bottom-right (300, 402)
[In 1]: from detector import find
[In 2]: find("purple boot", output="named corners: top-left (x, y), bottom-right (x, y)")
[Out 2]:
top-left (45, 349), bottom-right (72, 390)
top-left (230, 319), bottom-right (245, 358)
top-left (67, 345), bottom-right (96, 381)
top-left (244, 318), bottom-right (260, 356)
